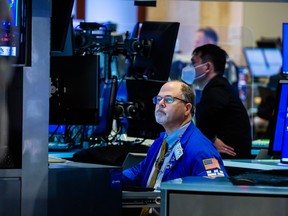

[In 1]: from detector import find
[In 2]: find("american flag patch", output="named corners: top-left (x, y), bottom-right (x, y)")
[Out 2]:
top-left (202, 158), bottom-right (220, 170)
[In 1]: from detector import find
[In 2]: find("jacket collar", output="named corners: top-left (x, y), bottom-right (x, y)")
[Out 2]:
top-left (162, 122), bottom-right (195, 177)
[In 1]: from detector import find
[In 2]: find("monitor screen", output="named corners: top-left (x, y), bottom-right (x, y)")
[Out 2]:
top-left (243, 47), bottom-right (282, 77)
top-left (50, 0), bottom-right (75, 53)
top-left (282, 23), bottom-right (288, 76)
top-left (125, 78), bottom-right (166, 139)
top-left (0, 0), bottom-right (31, 65)
top-left (50, 55), bottom-right (100, 125)
top-left (280, 111), bottom-right (288, 162)
top-left (83, 76), bottom-right (118, 141)
top-left (49, 76), bottom-right (117, 146)
top-left (268, 80), bottom-right (288, 158)
top-left (129, 21), bottom-right (180, 81)
top-left (48, 125), bottom-right (66, 143)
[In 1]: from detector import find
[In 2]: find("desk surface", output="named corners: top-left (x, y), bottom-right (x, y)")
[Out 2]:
top-left (161, 176), bottom-right (288, 216)
top-left (48, 149), bottom-right (80, 159)
top-left (224, 159), bottom-right (288, 170)
top-left (161, 176), bottom-right (288, 195)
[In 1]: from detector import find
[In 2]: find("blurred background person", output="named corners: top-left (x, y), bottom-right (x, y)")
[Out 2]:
top-left (187, 44), bottom-right (252, 159)
top-left (194, 27), bottom-right (218, 48)
top-left (171, 27), bottom-right (239, 94)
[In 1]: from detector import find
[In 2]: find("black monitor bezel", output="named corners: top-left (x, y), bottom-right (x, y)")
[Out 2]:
top-left (49, 55), bottom-right (100, 126)
top-left (125, 78), bottom-right (166, 139)
top-left (50, 0), bottom-right (75, 53)
top-left (129, 21), bottom-right (180, 81)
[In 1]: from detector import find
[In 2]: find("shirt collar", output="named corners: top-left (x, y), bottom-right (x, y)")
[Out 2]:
top-left (165, 122), bottom-right (191, 149)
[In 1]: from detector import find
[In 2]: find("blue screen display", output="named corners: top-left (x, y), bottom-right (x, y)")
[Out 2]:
top-left (279, 82), bottom-right (288, 161)
top-left (0, 0), bottom-right (20, 57)
top-left (272, 82), bottom-right (288, 153)
top-left (283, 23), bottom-right (288, 76)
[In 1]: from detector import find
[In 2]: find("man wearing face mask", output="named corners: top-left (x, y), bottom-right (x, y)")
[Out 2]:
top-left (182, 44), bottom-right (252, 159)
top-left (122, 80), bottom-right (227, 215)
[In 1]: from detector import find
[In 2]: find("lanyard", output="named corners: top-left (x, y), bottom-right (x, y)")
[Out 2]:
top-left (153, 140), bottom-right (183, 189)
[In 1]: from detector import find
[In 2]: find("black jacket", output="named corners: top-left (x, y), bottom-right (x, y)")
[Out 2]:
top-left (195, 75), bottom-right (252, 159)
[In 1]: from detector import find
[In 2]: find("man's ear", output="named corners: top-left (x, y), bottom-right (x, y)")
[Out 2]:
top-left (185, 103), bottom-right (193, 115)
top-left (205, 62), bottom-right (213, 72)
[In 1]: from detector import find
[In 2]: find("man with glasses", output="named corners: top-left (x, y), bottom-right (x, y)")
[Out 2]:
top-left (190, 44), bottom-right (252, 159)
top-left (122, 80), bottom-right (227, 191)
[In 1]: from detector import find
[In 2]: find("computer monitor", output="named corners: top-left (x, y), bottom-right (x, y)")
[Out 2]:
top-left (48, 125), bottom-right (66, 143)
top-left (268, 79), bottom-right (288, 158)
top-left (282, 23), bottom-right (288, 77)
top-left (134, 0), bottom-right (156, 6)
top-left (243, 47), bottom-right (282, 77)
top-left (0, 0), bottom-right (31, 65)
top-left (129, 21), bottom-right (180, 81)
top-left (280, 112), bottom-right (288, 162)
top-left (83, 76), bottom-right (118, 142)
top-left (256, 37), bottom-right (281, 49)
top-left (49, 75), bottom-right (118, 147)
top-left (125, 78), bottom-right (166, 139)
top-left (50, 55), bottom-right (100, 125)
top-left (50, 0), bottom-right (75, 54)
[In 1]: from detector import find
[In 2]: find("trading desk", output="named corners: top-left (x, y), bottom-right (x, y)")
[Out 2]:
top-left (160, 176), bottom-right (288, 216)
top-left (160, 159), bottom-right (288, 216)
top-left (223, 159), bottom-right (288, 176)
top-left (224, 159), bottom-right (288, 169)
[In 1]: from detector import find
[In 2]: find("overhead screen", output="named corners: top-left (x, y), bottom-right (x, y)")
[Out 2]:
top-left (50, 0), bottom-right (75, 53)
top-left (129, 21), bottom-right (180, 81)
top-left (134, 0), bottom-right (156, 6)
top-left (243, 47), bottom-right (282, 77)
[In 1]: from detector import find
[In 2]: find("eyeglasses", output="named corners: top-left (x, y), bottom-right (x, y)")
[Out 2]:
top-left (152, 95), bottom-right (189, 105)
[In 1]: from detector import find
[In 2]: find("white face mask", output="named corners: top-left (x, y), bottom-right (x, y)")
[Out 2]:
top-left (181, 63), bottom-right (207, 85)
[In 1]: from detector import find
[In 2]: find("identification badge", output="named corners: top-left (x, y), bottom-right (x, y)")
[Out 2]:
top-left (174, 142), bottom-right (183, 160)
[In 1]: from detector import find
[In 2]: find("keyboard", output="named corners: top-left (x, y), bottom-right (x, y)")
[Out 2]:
top-left (48, 142), bottom-right (73, 151)
top-left (230, 169), bottom-right (288, 186)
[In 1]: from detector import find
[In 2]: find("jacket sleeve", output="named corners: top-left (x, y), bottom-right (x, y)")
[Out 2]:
top-left (122, 138), bottom-right (164, 187)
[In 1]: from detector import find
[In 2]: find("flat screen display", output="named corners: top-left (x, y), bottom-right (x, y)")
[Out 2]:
top-left (282, 23), bottom-right (288, 76)
top-left (50, 55), bottom-right (100, 125)
top-left (0, 0), bottom-right (30, 65)
top-left (268, 80), bottom-right (288, 158)
top-left (50, 0), bottom-right (74, 53)
top-left (277, 81), bottom-right (288, 162)
top-left (125, 78), bottom-right (166, 139)
top-left (130, 21), bottom-right (180, 81)
top-left (243, 47), bottom-right (282, 77)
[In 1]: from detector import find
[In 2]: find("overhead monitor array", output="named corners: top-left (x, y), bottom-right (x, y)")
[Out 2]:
top-left (243, 47), bottom-right (282, 78)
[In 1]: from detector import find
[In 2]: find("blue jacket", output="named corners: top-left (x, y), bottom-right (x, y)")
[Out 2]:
top-left (122, 122), bottom-right (228, 187)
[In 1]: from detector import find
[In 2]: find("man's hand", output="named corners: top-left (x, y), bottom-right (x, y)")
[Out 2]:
top-left (213, 137), bottom-right (236, 157)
